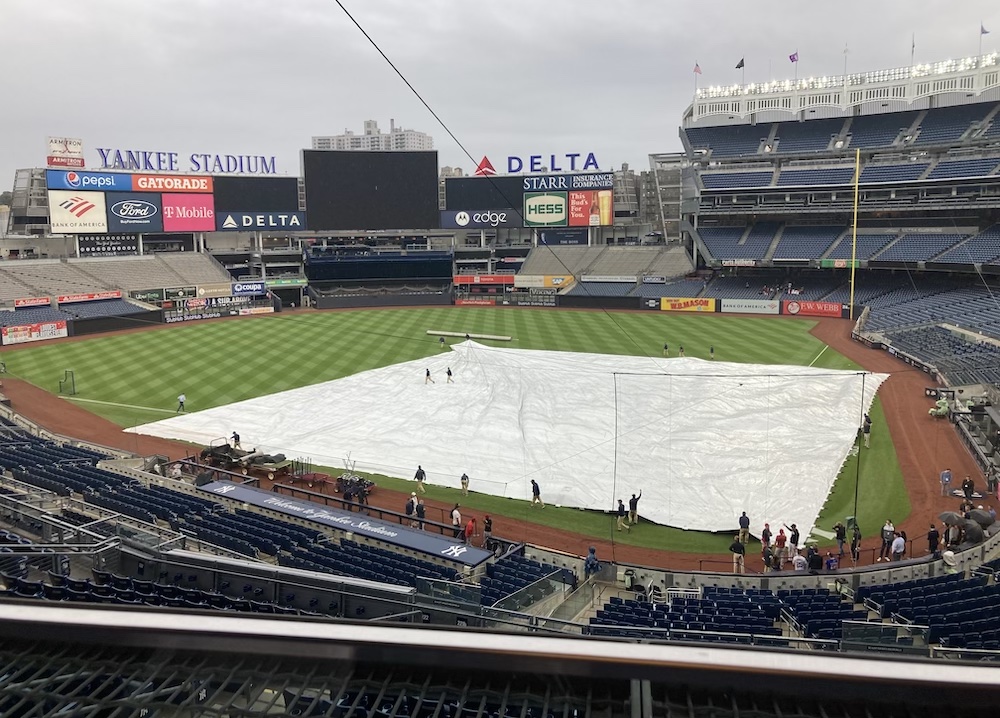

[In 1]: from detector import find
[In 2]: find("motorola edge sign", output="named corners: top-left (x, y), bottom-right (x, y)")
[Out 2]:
top-left (439, 209), bottom-right (520, 229)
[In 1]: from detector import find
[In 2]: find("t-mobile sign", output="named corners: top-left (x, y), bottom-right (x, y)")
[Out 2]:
top-left (161, 193), bottom-right (215, 232)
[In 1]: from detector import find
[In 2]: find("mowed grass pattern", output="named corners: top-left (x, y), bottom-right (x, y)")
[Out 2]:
top-left (0, 308), bottom-right (904, 553)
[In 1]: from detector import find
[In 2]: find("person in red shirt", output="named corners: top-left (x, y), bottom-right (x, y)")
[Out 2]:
top-left (464, 517), bottom-right (476, 544)
top-left (774, 529), bottom-right (788, 570)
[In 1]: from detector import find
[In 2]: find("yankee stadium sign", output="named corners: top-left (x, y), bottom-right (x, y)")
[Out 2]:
top-left (96, 147), bottom-right (277, 175)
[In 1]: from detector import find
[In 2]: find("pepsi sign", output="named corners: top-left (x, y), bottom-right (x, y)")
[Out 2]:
top-left (45, 169), bottom-right (132, 192)
top-left (106, 193), bottom-right (163, 233)
top-left (231, 281), bottom-right (267, 296)
top-left (439, 209), bottom-right (521, 229)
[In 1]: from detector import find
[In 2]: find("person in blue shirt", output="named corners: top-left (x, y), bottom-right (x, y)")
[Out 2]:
top-left (584, 547), bottom-right (601, 579)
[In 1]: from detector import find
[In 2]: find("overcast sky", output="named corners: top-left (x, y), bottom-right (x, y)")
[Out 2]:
top-left (3, 0), bottom-right (999, 186)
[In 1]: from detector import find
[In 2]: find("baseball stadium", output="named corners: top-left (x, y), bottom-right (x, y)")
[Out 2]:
top-left (1, 42), bottom-right (1000, 718)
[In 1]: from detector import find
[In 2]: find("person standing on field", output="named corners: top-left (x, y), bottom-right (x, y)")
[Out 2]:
top-left (628, 491), bottom-right (642, 525)
top-left (738, 511), bottom-right (750, 545)
top-left (414, 465), bottom-right (427, 494)
top-left (447, 367), bottom-right (454, 383)
top-left (460, 472), bottom-right (469, 496)
top-left (530, 479), bottom-right (544, 507)
top-left (862, 413), bottom-right (872, 448)
top-left (729, 535), bottom-right (745, 574)
top-left (176, 393), bottom-right (186, 413)
top-left (425, 368), bottom-right (435, 384)
top-left (616, 499), bottom-right (630, 532)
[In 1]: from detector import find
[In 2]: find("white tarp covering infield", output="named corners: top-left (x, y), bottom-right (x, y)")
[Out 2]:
top-left (128, 342), bottom-right (887, 539)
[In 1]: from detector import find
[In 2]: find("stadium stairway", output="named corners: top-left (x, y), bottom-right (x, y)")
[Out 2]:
top-left (154, 256), bottom-right (190, 286)
top-left (762, 225), bottom-right (786, 262)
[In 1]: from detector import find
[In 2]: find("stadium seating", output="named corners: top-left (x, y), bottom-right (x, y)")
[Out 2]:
top-left (859, 162), bottom-right (929, 183)
top-left (776, 167), bottom-right (855, 186)
top-left (826, 233), bottom-right (895, 260)
top-left (913, 104), bottom-right (994, 146)
top-left (155, 253), bottom-right (234, 285)
top-left (282, 539), bottom-right (458, 588)
top-left (582, 247), bottom-right (662, 277)
top-left (685, 124), bottom-right (768, 158)
top-left (779, 588), bottom-right (866, 640)
top-left (847, 111), bottom-right (919, 148)
top-left (631, 278), bottom-right (704, 298)
top-left (701, 277), bottom-right (776, 299)
top-left (771, 226), bottom-right (843, 260)
top-left (774, 118), bottom-right (844, 154)
top-left (935, 224), bottom-right (1000, 264)
top-left (699, 222), bottom-right (778, 260)
top-left (480, 554), bottom-right (571, 607)
top-left (885, 326), bottom-right (1000, 385)
top-left (0, 307), bottom-right (72, 327)
top-left (701, 172), bottom-right (773, 189)
top-left (61, 299), bottom-right (153, 319)
top-left (518, 247), bottom-right (604, 275)
top-left (874, 233), bottom-right (966, 262)
top-left (566, 282), bottom-right (635, 297)
top-left (925, 158), bottom-right (999, 180)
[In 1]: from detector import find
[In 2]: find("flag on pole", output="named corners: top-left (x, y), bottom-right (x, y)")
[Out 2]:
top-left (982, 23), bottom-right (990, 35)
top-left (789, 51), bottom-right (799, 63)
top-left (735, 57), bottom-right (745, 69)
top-left (694, 62), bottom-right (702, 74)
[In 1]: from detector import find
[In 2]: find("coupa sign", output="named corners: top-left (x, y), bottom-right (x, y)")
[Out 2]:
top-left (523, 192), bottom-right (567, 227)
top-left (230, 281), bottom-right (266, 296)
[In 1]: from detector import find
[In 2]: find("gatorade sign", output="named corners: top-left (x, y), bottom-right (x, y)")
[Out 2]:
top-left (523, 192), bottom-right (567, 227)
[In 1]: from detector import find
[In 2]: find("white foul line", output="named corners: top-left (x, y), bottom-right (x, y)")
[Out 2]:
top-left (63, 397), bottom-right (177, 414)
top-left (808, 345), bottom-right (830, 367)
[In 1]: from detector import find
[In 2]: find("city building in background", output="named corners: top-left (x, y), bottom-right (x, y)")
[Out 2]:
top-left (7, 168), bottom-right (49, 236)
top-left (438, 166), bottom-right (465, 210)
top-left (0, 205), bottom-right (9, 238)
top-left (311, 119), bottom-right (434, 152)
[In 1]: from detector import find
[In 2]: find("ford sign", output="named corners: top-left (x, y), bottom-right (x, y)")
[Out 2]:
top-left (111, 199), bottom-right (157, 220)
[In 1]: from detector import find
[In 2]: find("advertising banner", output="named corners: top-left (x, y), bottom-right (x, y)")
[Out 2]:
top-left (455, 298), bottom-right (496, 306)
top-left (231, 281), bottom-right (267, 296)
top-left (501, 295), bottom-right (556, 307)
top-left (567, 189), bottom-right (613, 227)
top-left (48, 190), bottom-right (108, 234)
top-left (161, 193), bottom-right (215, 232)
top-left (164, 310), bottom-right (238, 323)
top-left (642, 276), bottom-right (667, 284)
top-left (721, 259), bottom-right (758, 268)
top-left (238, 306), bottom-right (275, 316)
top-left (639, 298), bottom-right (661, 310)
top-left (783, 300), bottom-right (844, 318)
top-left (78, 234), bottom-right (141, 256)
top-left (439, 209), bottom-right (521, 229)
top-left (46, 137), bottom-right (84, 169)
top-left (105, 194), bottom-right (163, 233)
top-left (528, 287), bottom-right (558, 295)
top-left (545, 275), bottom-right (572, 288)
top-left (57, 290), bottom-right (122, 304)
top-left (720, 299), bottom-right (781, 315)
top-left (660, 297), bottom-right (717, 312)
top-left (513, 275), bottom-right (544, 288)
top-left (130, 289), bottom-right (165, 303)
top-left (13, 297), bottom-right (50, 308)
top-left (581, 275), bottom-right (638, 283)
top-left (164, 287), bottom-right (198, 300)
top-left (452, 275), bottom-right (515, 286)
top-left (217, 211), bottom-right (306, 231)
top-left (1, 321), bottom-right (68, 345)
top-left (265, 277), bottom-right (308, 288)
top-left (523, 192), bottom-right (568, 227)
top-left (821, 258), bottom-right (860, 269)
top-left (131, 174), bottom-right (213, 193)
top-left (538, 228), bottom-right (588, 246)
top-left (521, 172), bottom-right (614, 191)
top-left (196, 283), bottom-right (236, 298)
top-left (45, 170), bottom-right (131, 192)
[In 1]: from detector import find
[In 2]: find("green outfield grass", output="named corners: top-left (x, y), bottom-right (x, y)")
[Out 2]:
top-left (0, 307), bottom-right (907, 553)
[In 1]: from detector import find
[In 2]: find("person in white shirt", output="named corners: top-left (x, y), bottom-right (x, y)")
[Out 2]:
top-left (451, 504), bottom-right (462, 538)
top-left (176, 393), bottom-right (186, 413)
top-left (791, 551), bottom-right (807, 571)
top-left (891, 532), bottom-right (906, 561)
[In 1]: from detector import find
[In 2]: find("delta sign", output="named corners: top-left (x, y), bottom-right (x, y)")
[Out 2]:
top-left (474, 152), bottom-right (600, 176)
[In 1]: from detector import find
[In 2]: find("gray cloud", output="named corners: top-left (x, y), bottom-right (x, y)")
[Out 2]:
top-left (3, 0), bottom-right (998, 186)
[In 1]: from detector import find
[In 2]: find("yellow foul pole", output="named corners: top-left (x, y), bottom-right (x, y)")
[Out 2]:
top-left (849, 148), bottom-right (861, 321)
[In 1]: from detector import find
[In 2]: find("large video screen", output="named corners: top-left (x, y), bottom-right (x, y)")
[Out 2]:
top-left (303, 150), bottom-right (439, 230)
top-left (213, 177), bottom-right (300, 212)
top-left (444, 176), bottom-right (524, 212)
